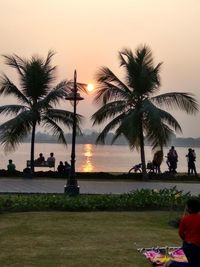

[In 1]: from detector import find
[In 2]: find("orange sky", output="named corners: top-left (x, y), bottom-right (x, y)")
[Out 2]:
top-left (0, 0), bottom-right (200, 137)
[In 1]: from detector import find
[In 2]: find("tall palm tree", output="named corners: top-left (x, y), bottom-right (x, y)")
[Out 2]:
top-left (0, 51), bottom-right (83, 173)
top-left (92, 45), bottom-right (199, 178)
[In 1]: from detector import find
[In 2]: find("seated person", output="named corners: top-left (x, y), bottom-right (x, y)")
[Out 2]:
top-left (47, 152), bottom-right (55, 165)
top-left (164, 198), bottom-right (200, 267)
top-left (7, 159), bottom-right (16, 172)
top-left (35, 153), bottom-right (45, 163)
top-left (57, 161), bottom-right (65, 174)
top-left (64, 161), bottom-right (71, 174)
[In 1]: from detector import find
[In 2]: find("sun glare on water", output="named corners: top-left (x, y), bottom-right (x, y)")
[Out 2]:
top-left (87, 83), bottom-right (94, 92)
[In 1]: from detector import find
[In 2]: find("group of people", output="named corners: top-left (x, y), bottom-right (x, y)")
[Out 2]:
top-left (129, 146), bottom-right (198, 175)
top-left (166, 146), bottom-right (197, 176)
top-left (150, 146), bottom-right (179, 174)
top-left (36, 152), bottom-right (71, 174)
top-left (7, 152), bottom-right (71, 175)
top-left (57, 161), bottom-right (71, 174)
top-left (35, 152), bottom-right (55, 164)
top-left (150, 146), bottom-right (198, 176)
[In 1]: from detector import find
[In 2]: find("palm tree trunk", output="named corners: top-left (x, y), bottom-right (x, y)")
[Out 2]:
top-left (30, 122), bottom-right (36, 175)
top-left (139, 119), bottom-right (148, 180)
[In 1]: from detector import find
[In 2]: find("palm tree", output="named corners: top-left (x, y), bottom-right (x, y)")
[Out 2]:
top-left (0, 51), bottom-right (83, 174)
top-left (92, 45), bottom-right (199, 178)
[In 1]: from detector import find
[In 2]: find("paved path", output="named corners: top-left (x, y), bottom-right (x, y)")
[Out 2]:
top-left (0, 178), bottom-right (200, 195)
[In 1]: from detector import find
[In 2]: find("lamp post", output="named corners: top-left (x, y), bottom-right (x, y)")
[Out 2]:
top-left (64, 70), bottom-right (84, 195)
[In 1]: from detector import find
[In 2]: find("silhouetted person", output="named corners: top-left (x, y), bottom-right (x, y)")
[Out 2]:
top-left (128, 163), bottom-right (142, 173)
top-left (186, 148), bottom-right (197, 176)
top-left (7, 159), bottom-right (16, 172)
top-left (152, 150), bottom-right (163, 173)
top-left (47, 152), bottom-right (55, 163)
top-left (64, 161), bottom-right (71, 175)
top-left (36, 153), bottom-right (45, 163)
top-left (167, 146), bottom-right (178, 173)
top-left (47, 152), bottom-right (55, 167)
top-left (57, 161), bottom-right (65, 174)
top-left (164, 198), bottom-right (200, 267)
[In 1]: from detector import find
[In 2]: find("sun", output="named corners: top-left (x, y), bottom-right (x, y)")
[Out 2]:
top-left (87, 83), bottom-right (94, 92)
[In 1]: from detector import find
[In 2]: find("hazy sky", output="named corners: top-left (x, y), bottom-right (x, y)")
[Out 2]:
top-left (0, 0), bottom-right (200, 137)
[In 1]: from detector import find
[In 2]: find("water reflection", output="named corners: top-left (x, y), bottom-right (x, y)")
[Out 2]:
top-left (81, 144), bottom-right (95, 172)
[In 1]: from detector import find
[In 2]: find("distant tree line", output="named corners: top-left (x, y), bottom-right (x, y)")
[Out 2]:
top-left (21, 131), bottom-right (200, 147)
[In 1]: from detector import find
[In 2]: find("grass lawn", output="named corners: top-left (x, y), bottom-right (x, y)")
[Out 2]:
top-left (0, 211), bottom-right (182, 267)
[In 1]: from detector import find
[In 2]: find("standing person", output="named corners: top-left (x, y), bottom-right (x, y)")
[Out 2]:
top-left (152, 150), bottom-right (163, 173)
top-left (186, 148), bottom-right (197, 176)
top-left (192, 149), bottom-right (197, 175)
top-left (7, 159), bottom-right (16, 172)
top-left (164, 198), bottom-right (200, 267)
top-left (167, 146), bottom-right (178, 173)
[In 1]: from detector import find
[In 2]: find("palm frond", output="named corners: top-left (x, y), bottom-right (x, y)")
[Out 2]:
top-left (95, 67), bottom-right (128, 89)
top-left (42, 117), bottom-right (67, 146)
top-left (115, 109), bottom-right (141, 150)
top-left (142, 99), bottom-right (182, 133)
top-left (37, 80), bottom-right (68, 109)
top-left (142, 100), bottom-right (182, 149)
top-left (94, 67), bottom-right (130, 104)
top-left (94, 82), bottom-right (131, 105)
top-left (44, 50), bottom-right (56, 68)
top-left (44, 109), bottom-right (83, 129)
top-left (77, 82), bottom-right (88, 94)
top-left (0, 74), bottom-right (30, 105)
top-left (92, 101), bottom-right (127, 125)
top-left (135, 45), bottom-right (153, 67)
top-left (0, 105), bottom-right (28, 116)
top-left (152, 92), bottom-right (199, 114)
top-left (42, 50), bottom-right (57, 86)
top-left (95, 114), bottom-right (125, 144)
top-left (146, 123), bottom-right (174, 149)
top-left (19, 52), bottom-right (57, 99)
top-left (0, 111), bottom-right (33, 152)
top-left (119, 48), bottom-right (134, 67)
top-left (2, 54), bottom-right (26, 77)
top-left (119, 46), bottom-right (162, 95)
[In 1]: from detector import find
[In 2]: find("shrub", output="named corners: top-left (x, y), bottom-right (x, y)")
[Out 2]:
top-left (0, 187), bottom-right (194, 213)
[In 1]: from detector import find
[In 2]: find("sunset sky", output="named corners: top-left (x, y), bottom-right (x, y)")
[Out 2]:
top-left (0, 0), bottom-right (200, 137)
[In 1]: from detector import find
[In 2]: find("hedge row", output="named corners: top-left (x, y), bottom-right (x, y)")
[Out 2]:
top-left (0, 187), bottom-right (195, 212)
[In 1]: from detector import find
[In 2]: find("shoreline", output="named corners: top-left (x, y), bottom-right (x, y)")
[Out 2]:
top-left (0, 170), bottom-right (199, 183)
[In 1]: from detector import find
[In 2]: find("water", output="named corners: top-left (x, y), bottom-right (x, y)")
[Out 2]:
top-left (0, 143), bottom-right (199, 173)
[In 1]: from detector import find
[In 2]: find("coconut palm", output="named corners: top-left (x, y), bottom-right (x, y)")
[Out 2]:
top-left (92, 45), bottom-right (199, 178)
top-left (0, 51), bottom-right (83, 173)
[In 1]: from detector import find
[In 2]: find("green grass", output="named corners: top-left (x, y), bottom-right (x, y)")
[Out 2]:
top-left (0, 211), bottom-right (181, 267)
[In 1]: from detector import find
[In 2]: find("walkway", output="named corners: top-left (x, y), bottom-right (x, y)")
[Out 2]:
top-left (0, 178), bottom-right (199, 195)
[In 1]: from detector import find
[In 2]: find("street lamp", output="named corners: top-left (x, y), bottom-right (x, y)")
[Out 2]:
top-left (64, 70), bottom-right (84, 195)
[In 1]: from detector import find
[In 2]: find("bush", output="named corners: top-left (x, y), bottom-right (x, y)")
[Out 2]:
top-left (0, 187), bottom-right (194, 213)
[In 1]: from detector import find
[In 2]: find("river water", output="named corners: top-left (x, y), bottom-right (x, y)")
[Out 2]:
top-left (0, 143), bottom-right (199, 173)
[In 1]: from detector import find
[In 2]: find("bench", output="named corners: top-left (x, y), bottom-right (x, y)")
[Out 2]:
top-left (26, 160), bottom-right (55, 171)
